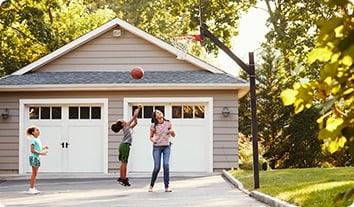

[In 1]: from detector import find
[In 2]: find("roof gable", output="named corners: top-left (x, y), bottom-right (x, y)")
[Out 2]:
top-left (36, 27), bottom-right (204, 72)
top-left (12, 18), bottom-right (224, 75)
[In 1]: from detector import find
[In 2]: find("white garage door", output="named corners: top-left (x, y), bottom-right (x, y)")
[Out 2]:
top-left (23, 104), bottom-right (104, 173)
top-left (126, 98), bottom-right (212, 174)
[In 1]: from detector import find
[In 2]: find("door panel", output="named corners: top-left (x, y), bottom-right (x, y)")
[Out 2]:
top-left (38, 125), bottom-right (64, 172)
top-left (170, 120), bottom-right (208, 172)
top-left (67, 125), bottom-right (103, 172)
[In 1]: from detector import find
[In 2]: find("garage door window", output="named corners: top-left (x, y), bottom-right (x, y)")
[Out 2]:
top-left (172, 106), bottom-right (182, 118)
top-left (143, 106), bottom-right (153, 118)
top-left (52, 107), bottom-right (62, 119)
top-left (69, 106), bottom-right (101, 120)
top-left (40, 107), bottom-right (50, 119)
top-left (132, 105), bottom-right (165, 119)
top-left (80, 107), bottom-right (90, 119)
top-left (183, 106), bottom-right (193, 119)
top-left (172, 105), bottom-right (205, 119)
top-left (194, 105), bottom-right (205, 119)
top-left (91, 107), bottom-right (101, 119)
top-left (29, 107), bottom-right (39, 119)
top-left (29, 106), bottom-right (62, 120)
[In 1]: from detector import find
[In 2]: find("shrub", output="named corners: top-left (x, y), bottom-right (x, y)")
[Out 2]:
top-left (238, 133), bottom-right (270, 170)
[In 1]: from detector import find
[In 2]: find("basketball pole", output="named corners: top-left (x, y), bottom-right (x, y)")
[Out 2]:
top-left (200, 24), bottom-right (260, 189)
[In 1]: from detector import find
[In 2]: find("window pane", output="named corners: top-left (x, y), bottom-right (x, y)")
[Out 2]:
top-left (80, 107), bottom-right (90, 119)
top-left (183, 105), bottom-right (193, 119)
top-left (172, 106), bottom-right (182, 119)
top-left (144, 106), bottom-right (153, 118)
top-left (69, 107), bottom-right (79, 119)
top-left (132, 106), bottom-right (142, 118)
top-left (40, 107), bottom-right (50, 119)
top-left (29, 107), bottom-right (39, 119)
top-left (52, 107), bottom-right (62, 120)
top-left (155, 106), bottom-right (165, 115)
top-left (194, 105), bottom-right (205, 119)
top-left (91, 107), bottom-right (101, 119)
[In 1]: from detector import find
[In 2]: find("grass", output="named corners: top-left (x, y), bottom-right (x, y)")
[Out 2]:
top-left (229, 167), bottom-right (354, 207)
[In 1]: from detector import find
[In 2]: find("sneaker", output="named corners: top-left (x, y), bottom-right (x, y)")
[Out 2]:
top-left (117, 177), bottom-right (130, 186)
top-left (148, 186), bottom-right (153, 192)
top-left (26, 188), bottom-right (40, 195)
top-left (123, 178), bottom-right (131, 187)
top-left (117, 177), bottom-right (125, 186)
top-left (165, 188), bottom-right (172, 192)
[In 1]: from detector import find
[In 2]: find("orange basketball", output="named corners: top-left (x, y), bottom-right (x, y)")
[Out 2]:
top-left (131, 67), bottom-right (144, 79)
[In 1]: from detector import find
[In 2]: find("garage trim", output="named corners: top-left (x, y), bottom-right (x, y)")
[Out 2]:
top-left (19, 98), bottom-right (109, 174)
top-left (123, 97), bottom-right (214, 173)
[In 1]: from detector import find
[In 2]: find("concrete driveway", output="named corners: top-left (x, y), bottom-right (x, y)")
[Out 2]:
top-left (0, 175), bottom-right (267, 207)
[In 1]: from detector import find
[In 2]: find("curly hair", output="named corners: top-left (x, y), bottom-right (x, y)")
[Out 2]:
top-left (111, 121), bottom-right (123, 133)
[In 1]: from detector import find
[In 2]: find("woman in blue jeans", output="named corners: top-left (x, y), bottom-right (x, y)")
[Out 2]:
top-left (148, 110), bottom-right (175, 192)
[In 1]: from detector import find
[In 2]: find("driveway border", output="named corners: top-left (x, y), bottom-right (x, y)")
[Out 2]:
top-left (222, 170), bottom-right (298, 207)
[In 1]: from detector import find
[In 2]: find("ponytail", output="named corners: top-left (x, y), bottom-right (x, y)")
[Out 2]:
top-left (26, 126), bottom-right (37, 136)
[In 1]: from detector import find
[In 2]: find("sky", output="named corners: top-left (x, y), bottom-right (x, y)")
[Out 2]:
top-left (214, 1), bottom-right (270, 77)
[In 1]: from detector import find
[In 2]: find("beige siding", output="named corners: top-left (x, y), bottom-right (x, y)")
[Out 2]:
top-left (0, 98), bottom-right (19, 173)
top-left (38, 27), bottom-right (203, 72)
top-left (0, 90), bottom-right (238, 174)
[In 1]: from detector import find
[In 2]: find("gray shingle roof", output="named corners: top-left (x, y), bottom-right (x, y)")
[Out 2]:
top-left (0, 71), bottom-right (245, 86)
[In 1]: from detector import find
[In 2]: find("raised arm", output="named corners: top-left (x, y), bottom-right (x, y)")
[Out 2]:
top-left (127, 105), bottom-right (142, 127)
top-left (130, 118), bottom-right (138, 128)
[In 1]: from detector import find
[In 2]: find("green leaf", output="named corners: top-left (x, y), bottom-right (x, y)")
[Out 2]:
top-left (328, 137), bottom-right (347, 153)
top-left (317, 17), bottom-right (342, 40)
top-left (280, 89), bottom-right (298, 106)
top-left (331, 85), bottom-right (341, 94)
top-left (338, 136), bottom-right (347, 148)
top-left (326, 117), bottom-right (344, 132)
top-left (343, 88), bottom-right (354, 95)
top-left (307, 47), bottom-right (332, 64)
top-left (320, 63), bottom-right (338, 81)
top-left (319, 128), bottom-right (341, 140)
top-left (328, 140), bottom-right (339, 153)
top-left (294, 99), bottom-right (305, 114)
top-left (319, 98), bottom-right (336, 115)
top-left (342, 55), bottom-right (353, 66)
top-left (334, 25), bottom-right (344, 38)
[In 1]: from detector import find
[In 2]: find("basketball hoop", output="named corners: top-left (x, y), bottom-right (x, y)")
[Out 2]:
top-left (175, 34), bottom-right (203, 41)
top-left (172, 34), bottom-right (203, 60)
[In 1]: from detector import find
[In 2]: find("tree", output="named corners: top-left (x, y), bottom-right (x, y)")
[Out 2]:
top-left (1, 0), bottom-right (257, 76)
top-left (280, 0), bottom-right (354, 156)
top-left (263, 0), bottom-right (333, 76)
top-left (239, 44), bottom-right (327, 168)
top-left (83, 0), bottom-right (256, 54)
top-left (0, 0), bottom-right (116, 76)
top-left (237, 0), bottom-right (354, 168)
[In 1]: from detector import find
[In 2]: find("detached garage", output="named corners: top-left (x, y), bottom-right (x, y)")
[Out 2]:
top-left (0, 18), bottom-right (248, 175)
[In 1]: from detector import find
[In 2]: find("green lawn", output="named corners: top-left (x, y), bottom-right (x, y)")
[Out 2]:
top-left (229, 167), bottom-right (354, 207)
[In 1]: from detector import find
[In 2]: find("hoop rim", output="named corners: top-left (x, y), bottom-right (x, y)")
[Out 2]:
top-left (173, 34), bottom-right (203, 42)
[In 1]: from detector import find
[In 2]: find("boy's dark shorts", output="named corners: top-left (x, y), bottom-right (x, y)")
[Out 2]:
top-left (119, 143), bottom-right (130, 163)
top-left (29, 156), bottom-right (40, 168)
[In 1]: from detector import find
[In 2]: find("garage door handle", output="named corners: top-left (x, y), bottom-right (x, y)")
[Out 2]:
top-left (60, 142), bottom-right (65, 148)
top-left (65, 142), bottom-right (69, 148)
